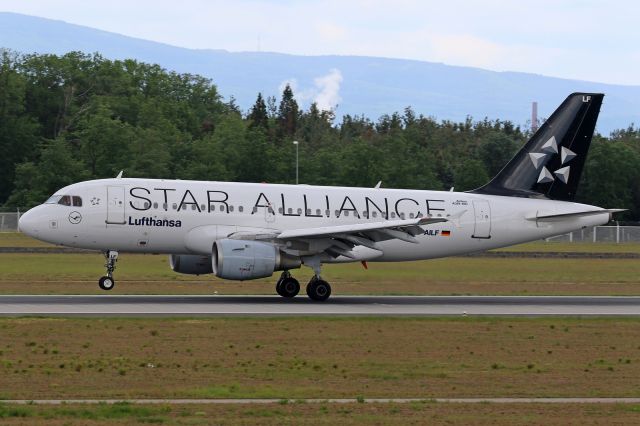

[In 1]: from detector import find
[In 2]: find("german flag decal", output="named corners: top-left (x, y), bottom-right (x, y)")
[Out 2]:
top-left (441, 230), bottom-right (451, 237)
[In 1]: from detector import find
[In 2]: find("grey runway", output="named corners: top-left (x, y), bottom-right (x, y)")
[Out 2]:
top-left (1, 295), bottom-right (640, 316)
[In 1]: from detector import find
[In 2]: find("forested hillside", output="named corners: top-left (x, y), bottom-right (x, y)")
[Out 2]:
top-left (1, 51), bottom-right (639, 220)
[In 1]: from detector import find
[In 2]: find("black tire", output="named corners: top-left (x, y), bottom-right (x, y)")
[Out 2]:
top-left (279, 277), bottom-right (300, 298)
top-left (98, 276), bottom-right (115, 291)
top-left (307, 279), bottom-right (331, 301)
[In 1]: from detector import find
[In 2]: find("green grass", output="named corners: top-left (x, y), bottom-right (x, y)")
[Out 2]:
top-left (496, 241), bottom-right (640, 254)
top-left (0, 401), bottom-right (170, 421)
top-left (0, 252), bottom-right (639, 295)
top-left (0, 401), bottom-right (638, 425)
top-left (2, 317), bottom-right (640, 400)
top-left (1, 232), bottom-right (639, 295)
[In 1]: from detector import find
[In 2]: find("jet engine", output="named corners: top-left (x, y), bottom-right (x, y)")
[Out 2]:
top-left (169, 254), bottom-right (213, 275)
top-left (212, 239), bottom-right (301, 280)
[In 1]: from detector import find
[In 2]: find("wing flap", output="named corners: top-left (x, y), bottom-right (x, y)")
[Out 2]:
top-left (276, 217), bottom-right (446, 239)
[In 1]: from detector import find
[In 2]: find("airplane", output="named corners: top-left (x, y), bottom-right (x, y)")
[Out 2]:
top-left (18, 93), bottom-right (623, 301)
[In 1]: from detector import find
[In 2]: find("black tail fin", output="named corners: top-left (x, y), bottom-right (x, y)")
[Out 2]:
top-left (472, 93), bottom-right (604, 201)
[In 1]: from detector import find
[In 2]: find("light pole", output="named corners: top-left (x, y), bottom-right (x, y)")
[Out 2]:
top-left (293, 140), bottom-right (299, 184)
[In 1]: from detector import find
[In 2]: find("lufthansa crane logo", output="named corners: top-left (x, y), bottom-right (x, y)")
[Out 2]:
top-left (68, 211), bottom-right (82, 224)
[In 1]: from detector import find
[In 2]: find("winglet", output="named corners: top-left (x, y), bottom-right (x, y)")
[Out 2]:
top-left (115, 170), bottom-right (123, 179)
top-left (374, 181), bottom-right (382, 189)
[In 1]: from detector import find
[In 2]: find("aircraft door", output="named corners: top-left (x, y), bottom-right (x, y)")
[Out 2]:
top-left (106, 186), bottom-right (126, 224)
top-left (472, 200), bottom-right (491, 239)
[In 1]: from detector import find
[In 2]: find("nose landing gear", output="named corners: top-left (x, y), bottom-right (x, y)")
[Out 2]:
top-left (98, 250), bottom-right (118, 291)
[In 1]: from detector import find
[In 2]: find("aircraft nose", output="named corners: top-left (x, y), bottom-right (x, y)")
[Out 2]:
top-left (18, 208), bottom-right (38, 237)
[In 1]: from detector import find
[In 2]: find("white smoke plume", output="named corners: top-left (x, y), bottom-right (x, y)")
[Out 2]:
top-left (313, 68), bottom-right (342, 111)
top-left (278, 68), bottom-right (343, 112)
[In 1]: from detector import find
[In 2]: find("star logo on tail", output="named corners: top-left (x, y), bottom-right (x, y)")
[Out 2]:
top-left (528, 136), bottom-right (577, 184)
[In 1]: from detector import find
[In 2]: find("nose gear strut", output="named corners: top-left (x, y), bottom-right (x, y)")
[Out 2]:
top-left (98, 250), bottom-right (118, 291)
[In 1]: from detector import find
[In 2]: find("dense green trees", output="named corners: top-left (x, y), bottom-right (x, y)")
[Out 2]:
top-left (0, 50), bottom-right (639, 220)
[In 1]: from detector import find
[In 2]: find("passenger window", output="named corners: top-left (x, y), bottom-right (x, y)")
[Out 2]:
top-left (229, 205), bottom-right (234, 212)
top-left (191, 205), bottom-right (196, 211)
top-left (373, 212), bottom-right (378, 218)
top-left (316, 209), bottom-right (321, 216)
top-left (211, 205), bottom-right (216, 212)
top-left (72, 196), bottom-right (82, 207)
top-left (153, 202), bottom-right (158, 209)
top-left (200, 204), bottom-right (205, 211)
top-left (288, 208), bottom-right (293, 214)
top-left (344, 211), bottom-right (349, 217)
top-left (297, 208), bottom-right (302, 215)
top-left (239, 206), bottom-right (244, 213)
top-left (391, 212), bottom-right (396, 219)
top-left (278, 207), bottom-right (283, 214)
top-left (144, 202), bottom-right (150, 209)
top-left (326, 210), bottom-right (330, 217)
top-left (334, 210), bottom-right (339, 217)
top-left (172, 203), bottom-right (177, 210)
top-left (58, 195), bottom-right (72, 206)
top-left (410, 213), bottom-right (415, 219)
top-left (163, 203), bottom-right (167, 210)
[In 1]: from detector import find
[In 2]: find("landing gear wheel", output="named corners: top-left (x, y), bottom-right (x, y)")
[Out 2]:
top-left (99, 250), bottom-right (119, 291)
top-left (98, 276), bottom-right (115, 291)
top-left (306, 278), bottom-right (331, 301)
top-left (277, 277), bottom-right (300, 298)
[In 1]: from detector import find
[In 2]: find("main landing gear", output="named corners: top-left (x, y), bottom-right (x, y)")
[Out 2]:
top-left (98, 250), bottom-right (118, 291)
top-left (275, 271), bottom-right (332, 302)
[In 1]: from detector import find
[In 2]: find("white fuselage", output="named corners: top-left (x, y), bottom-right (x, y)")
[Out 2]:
top-left (19, 178), bottom-right (610, 262)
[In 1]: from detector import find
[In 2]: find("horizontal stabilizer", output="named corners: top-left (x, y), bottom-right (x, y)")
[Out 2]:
top-left (526, 209), bottom-right (626, 222)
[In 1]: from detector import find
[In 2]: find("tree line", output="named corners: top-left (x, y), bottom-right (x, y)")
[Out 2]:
top-left (0, 51), bottom-right (638, 220)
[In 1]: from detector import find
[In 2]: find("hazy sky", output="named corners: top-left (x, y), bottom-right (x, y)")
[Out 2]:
top-left (1, 0), bottom-right (638, 85)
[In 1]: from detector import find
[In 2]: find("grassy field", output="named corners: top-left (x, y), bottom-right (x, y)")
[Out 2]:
top-left (1, 231), bottom-right (639, 296)
top-left (0, 401), bottom-right (639, 425)
top-left (1, 251), bottom-right (639, 295)
top-left (1, 317), bottom-right (640, 400)
top-left (3, 231), bottom-right (640, 253)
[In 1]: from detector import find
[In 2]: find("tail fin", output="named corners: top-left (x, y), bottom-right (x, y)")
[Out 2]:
top-left (472, 93), bottom-right (604, 201)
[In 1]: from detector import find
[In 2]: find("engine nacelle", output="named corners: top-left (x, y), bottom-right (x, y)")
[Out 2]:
top-left (212, 239), bottom-right (301, 280)
top-left (169, 254), bottom-right (213, 275)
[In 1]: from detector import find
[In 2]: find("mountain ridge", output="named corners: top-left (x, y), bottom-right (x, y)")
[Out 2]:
top-left (1, 11), bottom-right (638, 133)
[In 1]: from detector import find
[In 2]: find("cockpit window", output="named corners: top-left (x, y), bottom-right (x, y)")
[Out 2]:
top-left (45, 195), bottom-right (62, 204)
top-left (58, 195), bottom-right (72, 206)
top-left (45, 194), bottom-right (82, 207)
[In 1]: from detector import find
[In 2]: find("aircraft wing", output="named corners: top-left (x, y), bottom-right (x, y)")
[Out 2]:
top-left (229, 217), bottom-right (447, 260)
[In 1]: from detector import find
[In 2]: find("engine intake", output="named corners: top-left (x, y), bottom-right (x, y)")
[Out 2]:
top-left (213, 239), bottom-right (301, 280)
top-left (169, 254), bottom-right (213, 275)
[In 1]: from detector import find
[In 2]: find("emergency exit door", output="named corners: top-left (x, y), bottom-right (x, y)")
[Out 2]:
top-left (106, 186), bottom-right (126, 224)
top-left (472, 200), bottom-right (491, 239)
